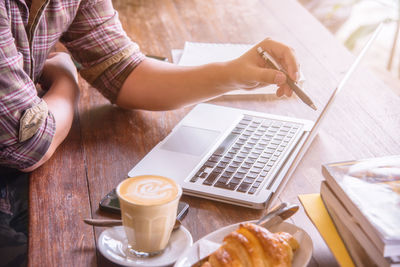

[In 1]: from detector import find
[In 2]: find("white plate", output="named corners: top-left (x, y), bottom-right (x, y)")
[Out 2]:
top-left (98, 225), bottom-right (193, 267)
top-left (174, 221), bottom-right (313, 267)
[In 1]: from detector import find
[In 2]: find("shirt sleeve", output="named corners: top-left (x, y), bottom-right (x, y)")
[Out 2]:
top-left (0, 8), bottom-right (55, 170)
top-left (61, 0), bottom-right (145, 103)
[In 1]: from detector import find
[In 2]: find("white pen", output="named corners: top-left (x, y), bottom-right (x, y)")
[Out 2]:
top-left (257, 47), bottom-right (317, 111)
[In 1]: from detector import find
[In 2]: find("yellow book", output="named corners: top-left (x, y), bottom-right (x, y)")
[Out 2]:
top-left (298, 193), bottom-right (355, 267)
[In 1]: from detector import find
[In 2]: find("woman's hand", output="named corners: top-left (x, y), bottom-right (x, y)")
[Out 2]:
top-left (227, 38), bottom-right (300, 97)
top-left (117, 37), bottom-right (300, 110)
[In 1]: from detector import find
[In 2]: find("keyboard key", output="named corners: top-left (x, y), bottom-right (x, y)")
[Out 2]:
top-left (262, 120), bottom-right (272, 127)
top-left (233, 157), bottom-right (244, 163)
top-left (270, 139), bottom-right (281, 145)
top-left (230, 177), bottom-right (242, 184)
top-left (230, 161), bottom-right (241, 168)
top-left (221, 157), bottom-right (231, 164)
top-left (228, 148), bottom-right (239, 154)
top-left (241, 116), bottom-right (252, 122)
top-left (264, 166), bottom-right (271, 172)
top-left (253, 162), bottom-right (265, 169)
top-left (225, 182), bottom-right (238, 190)
top-left (221, 171), bottom-right (231, 178)
top-left (237, 183), bottom-right (251, 193)
top-left (267, 144), bottom-right (278, 150)
top-left (237, 168), bottom-right (247, 174)
top-left (232, 143), bottom-right (241, 150)
top-left (208, 156), bottom-right (220, 163)
top-left (244, 144), bottom-right (254, 149)
top-left (190, 176), bottom-right (198, 183)
top-left (214, 167), bottom-right (224, 174)
top-left (247, 172), bottom-right (258, 179)
top-left (236, 139), bottom-right (246, 145)
top-left (203, 172), bottom-right (219, 185)
top-left (204, 161), bottom-right (217, 168)
top-left (250, 167), bottom-right (262, 173)
top-left (253, 147), bottom-right (264, 153)
top-left (254, 132), bottom-right (262, 137)
top-left (260, 153), bottom-right (271, 159)
top-left (234, 172), bottom-right (245, 179)
top-left (214, 133), bottom-right (239, 156)
top-left (226, 166), bottom-right (237, 173)
top-left (217, 176), bottom-right (229, 184)
top-left (237, 153), bottom-right (247, 159)
top-left (244, 177), bottom-right (255, 184)
top-left (256, 177), bottom-right (264, 183)
top-left (214, 181), bottom-right (228, 188)
top-left (242, 162), bottom-right (253, 169)
top-left (232, 127), bottom-right (244, 134)
top-left (249, 187), bottom-right (257, 194)
top-left (253, 117), bottom-right (263, 123)
top-left (217, 162), bottom-right (227, 168)
top-left (244, 158), bottom-right (256, 164)
top-left (248, 124), bottom-right (258, 129)
top-left (242, 147), bottom-right (252, 153)
top-left (224, 152), bottom-right (235, 159)
top-left (257, 158), bottom-right (268, 164)
top-left (253, 181), bottom-right (261, 188)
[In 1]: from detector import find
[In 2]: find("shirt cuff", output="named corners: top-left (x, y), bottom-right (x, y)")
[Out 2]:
top-left (0, 110), bottom-right (55, 170)
top-left (83, 45), bottom-right (145, 103)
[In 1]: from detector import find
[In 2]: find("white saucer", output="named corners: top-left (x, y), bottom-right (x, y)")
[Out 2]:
top-left (98, 225), bottom-right (193, 267)
top-left (174, 221), bottom-right (313, 267)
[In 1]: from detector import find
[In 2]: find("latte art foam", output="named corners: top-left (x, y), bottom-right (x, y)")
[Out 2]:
top-left (118, 176), bottom-right (179, 205)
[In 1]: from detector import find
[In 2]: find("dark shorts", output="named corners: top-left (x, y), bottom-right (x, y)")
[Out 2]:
top-left (0, 167), bottom-right (28, 267)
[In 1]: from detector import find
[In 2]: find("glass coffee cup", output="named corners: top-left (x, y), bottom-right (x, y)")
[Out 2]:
top-left (116, 175), bottom-right (182, 257)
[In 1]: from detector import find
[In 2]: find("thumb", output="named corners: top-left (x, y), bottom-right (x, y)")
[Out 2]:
top-left (255, 68), bottom-right (287, 85)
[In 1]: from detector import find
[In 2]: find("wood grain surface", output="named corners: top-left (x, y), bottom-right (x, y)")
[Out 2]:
top-left (29, 0), bottom-right (400, 266)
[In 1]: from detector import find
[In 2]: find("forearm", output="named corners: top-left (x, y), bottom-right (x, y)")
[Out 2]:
top-left (21, 76), bottom-right (79, 172)
top-left (116, 58), bottom-right (235, 110)
top-left (116, 37), bottom-right (299, 111)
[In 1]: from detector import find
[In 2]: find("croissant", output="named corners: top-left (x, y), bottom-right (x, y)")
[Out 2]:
top-left (200, 223), bottom-right (299, 267)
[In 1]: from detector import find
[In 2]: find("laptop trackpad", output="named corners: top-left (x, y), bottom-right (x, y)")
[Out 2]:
top-left (160, 126), bottom-right (220, 157)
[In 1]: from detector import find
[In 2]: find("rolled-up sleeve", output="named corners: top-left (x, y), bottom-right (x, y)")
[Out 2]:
top-left (61, 0), bottom-right (145, 103)
top-left (0, 11), bottom-right (55, 170)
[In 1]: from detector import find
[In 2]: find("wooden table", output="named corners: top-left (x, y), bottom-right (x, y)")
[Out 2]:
top-left (28, 0), bottom-right (400, 266)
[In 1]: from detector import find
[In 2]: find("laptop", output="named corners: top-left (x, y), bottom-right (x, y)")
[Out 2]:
top-left (128, 26), bottom-right (382, 209)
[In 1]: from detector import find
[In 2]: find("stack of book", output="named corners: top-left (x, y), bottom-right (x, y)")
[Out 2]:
top-left (321, 155), bottom-right (400, 267)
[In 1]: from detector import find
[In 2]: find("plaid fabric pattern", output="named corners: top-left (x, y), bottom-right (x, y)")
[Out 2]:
top-left (0, 0), bottom-right (144, 170)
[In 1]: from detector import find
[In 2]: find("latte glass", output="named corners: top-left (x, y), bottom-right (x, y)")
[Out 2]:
top-left (116, 175), bottom-right (182, 257)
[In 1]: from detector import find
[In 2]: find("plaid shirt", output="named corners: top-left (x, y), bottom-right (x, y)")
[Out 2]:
top-left (0, 0), bottom-right (144, 170)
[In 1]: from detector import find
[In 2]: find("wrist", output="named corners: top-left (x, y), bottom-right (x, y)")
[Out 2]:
top-left (209, 61), bottom-right (237, 93)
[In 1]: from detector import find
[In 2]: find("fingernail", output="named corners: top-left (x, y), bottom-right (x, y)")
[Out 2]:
top-left (274, 72), bottom-right (286, 85)
top-left (295, 72), bottom-right (300, 81)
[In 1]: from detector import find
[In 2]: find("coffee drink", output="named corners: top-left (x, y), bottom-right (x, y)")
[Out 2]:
top-left (117, 175), bottom-right (182, 256)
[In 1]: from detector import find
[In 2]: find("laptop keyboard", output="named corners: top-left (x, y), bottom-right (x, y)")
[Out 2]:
top-left (189, 115), bottom-right (302, 194)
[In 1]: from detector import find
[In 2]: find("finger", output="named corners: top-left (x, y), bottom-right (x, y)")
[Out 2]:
top-left (255, 68), bottom-right (287, 85)
top-left (282, 84), bottom-right (293, 97)
top-left (276, 86), bottom-right (284, 97)
top-left (263, 39), bottom-right (299, 81)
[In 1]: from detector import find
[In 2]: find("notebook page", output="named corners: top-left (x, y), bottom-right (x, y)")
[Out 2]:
top-left (177, 42), bottom-right (276, 95)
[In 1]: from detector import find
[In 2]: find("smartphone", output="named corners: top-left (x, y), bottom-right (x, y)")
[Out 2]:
top-left (99, 188), bottom-right (189, 221)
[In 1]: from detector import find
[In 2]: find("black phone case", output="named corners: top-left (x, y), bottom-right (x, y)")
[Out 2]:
top-left (99, 188), bottom-right (189, 221)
